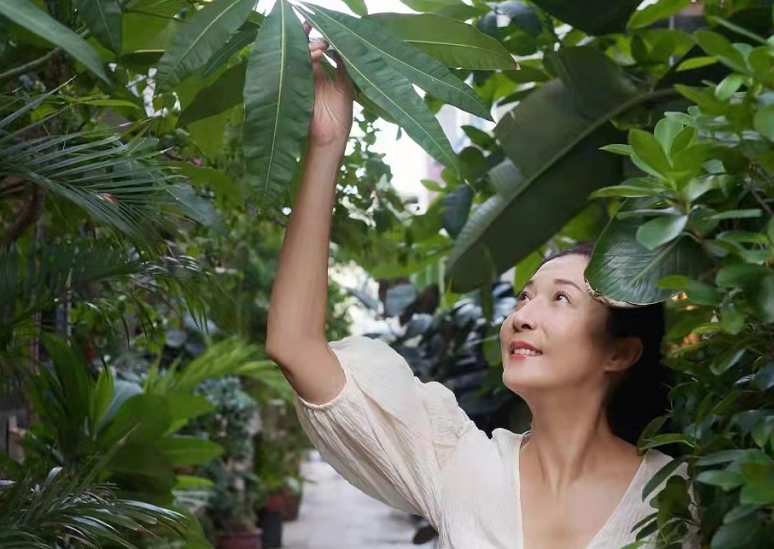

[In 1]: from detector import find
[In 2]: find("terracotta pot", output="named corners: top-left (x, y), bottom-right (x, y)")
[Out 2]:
top-left (281, 491), bottom-right (300, 522)
top-left (216, 528), bottom-right (262, 549)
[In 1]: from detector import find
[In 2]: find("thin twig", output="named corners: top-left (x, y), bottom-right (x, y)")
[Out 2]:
top-left (0, 49), bottom-right (61, 82)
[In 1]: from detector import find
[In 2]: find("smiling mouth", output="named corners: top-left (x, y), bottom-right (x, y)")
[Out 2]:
top-left (509, 342), bottom-right (543, 358)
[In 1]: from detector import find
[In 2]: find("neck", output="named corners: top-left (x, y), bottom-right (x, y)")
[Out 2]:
top-left (521, 386), bottom-right (624, 491)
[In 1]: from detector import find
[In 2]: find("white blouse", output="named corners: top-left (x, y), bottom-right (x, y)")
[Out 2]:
top-left (294, 336), bottom-right (691, 549)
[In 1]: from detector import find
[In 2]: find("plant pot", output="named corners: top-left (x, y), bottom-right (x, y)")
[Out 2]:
top-left (216, 528), bottom-right (263, 549)
top-left (281, 490), bottom-right (300, 522)
top-left (258, 510), bottom-right (283, 549)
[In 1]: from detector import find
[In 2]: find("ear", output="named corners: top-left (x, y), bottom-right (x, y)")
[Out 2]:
top-left (605, 337), bottom-right (643, 373)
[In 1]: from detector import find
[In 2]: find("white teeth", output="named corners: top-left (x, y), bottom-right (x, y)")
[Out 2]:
top-left (512, 348), bottom-right (541, 356)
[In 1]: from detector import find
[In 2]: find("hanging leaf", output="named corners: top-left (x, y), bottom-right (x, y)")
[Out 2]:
top-left (243, 0), bottom-right (314, 210)
top-left (529, 0), bottom-right (642, 35)
top-left (155, 0), bottom-right (257, 91)
top-left (586, 200), bottom-right (710, 305)
top-left (341, 0), bottom-right (368, 17)
top-left (303, 5), bottom-right (490, 120)
top-left (202, 26), bottom-right (257, 77)
top-left (0, 0), bottom-right (109, 83)
top-left (72, 0), bottom-right (123, 54)
top-left (442, 185), bottom-right (474, 238)
top-left (628, 0), bottom-right (691, 29)
top-left (370, 13), bottom-right (516, 70)
top-left (302, 4), bottom-right (459, 171)
top-left (178, 61), bottom-right (246, 127)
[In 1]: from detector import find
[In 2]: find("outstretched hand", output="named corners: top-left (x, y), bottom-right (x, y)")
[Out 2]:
top-left (306, 23), bottom-right (355, 149)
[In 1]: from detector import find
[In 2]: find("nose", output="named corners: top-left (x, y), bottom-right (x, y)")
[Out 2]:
top-left (510, 302), bottom-right (536, 332)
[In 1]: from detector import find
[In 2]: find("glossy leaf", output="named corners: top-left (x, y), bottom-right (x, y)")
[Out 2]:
top-left (0, 0), bottom-right (109, 83)
top-left (202, 26), bottom-right (257, 77)
top-left (446, 47), bottom-right (640, 291)
top-left (753, 104), bottom-right (774, 142)
top-left (636, 214), bottom-right (688, 250)
top-left (529, 0), bottom-right (642, 35)
top-left (303, 4), bottom-right (459, 171)
top-left (243, 0), bottom-right (314, 209)
top-left (442, 185), bottom-right (474, 238)
top-left (629, 129), bottom-right (671, 178)
top-left (72, 0), bottom-right (123, 53)
top-left (305, 6), bottom-right (490, 120)
top-left (369, 13), bottom-right (516, 71)
top-left (156, 0), bottom-right (257, 91)
top-left (586, 200), bottom-right (710, 305)
top-left (643, 457), bottom-right (686, 499)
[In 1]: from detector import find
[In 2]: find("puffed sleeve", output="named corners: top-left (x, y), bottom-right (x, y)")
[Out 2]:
top-left (294, 336), bottom-right (474, 527)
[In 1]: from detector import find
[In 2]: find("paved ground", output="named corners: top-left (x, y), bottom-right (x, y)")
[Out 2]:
top-left (283, 452), bottom-right (426, 549)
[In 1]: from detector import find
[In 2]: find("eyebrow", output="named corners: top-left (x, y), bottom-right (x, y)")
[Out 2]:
top-left (524, 278), bottom-right (584, 292)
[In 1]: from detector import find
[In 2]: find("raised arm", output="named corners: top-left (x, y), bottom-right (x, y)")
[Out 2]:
top-left (265, 34), bottom-right (354, 405)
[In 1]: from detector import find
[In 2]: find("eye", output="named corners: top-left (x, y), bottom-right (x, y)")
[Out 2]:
top-left (555, 291), bottom-right (570, 303)
top-left (517, 290), bottom-right (530, 302)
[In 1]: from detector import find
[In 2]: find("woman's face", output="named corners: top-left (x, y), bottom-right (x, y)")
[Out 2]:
top-left (500, 254), bottom-right (619, 397)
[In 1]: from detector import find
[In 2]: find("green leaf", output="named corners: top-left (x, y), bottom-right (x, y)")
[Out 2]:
top-left (164, 394), bottom-right (215, 431)
top-left (90, 366), bottom-right (114, 427)
top-left (710, 209), bottom-right (761, 221)
top-left (442, 185), bottom-right (473, 238)
top-left (695, 30), bottom-right (747, 72)
top-left (156, 0), bottom-right (257, 91)
top-left (155, 436), bottom-right (223, 466)
top-left (715, 73), bottom-right (744, 101)
top-left (601, 144), bottom-right (633, 156)
top-left (677, 56), bottom-right (719, 71)
top-left (711, 348), bottom-right (746, 375)
top-left (303, 4), bottom-right (459, 172)
top-left (178, 61), bottom-right (246, 128)
top-left (721, 302), bottom-right (745, 334)
top-left (642, 457), bottom-right (686, 499)
top-left (202, 26), bottom-right (257, 77)
top-left (636, 214), bottom-right (687, 250)
top-left (711, 512), bottom-right (761, 549)
top-left (462, 125), bottom-right (495, 149)
top-left (446, 47), bottom-right (641, 292)
top-left (529, 0), bottom-right (642, 35)
top-left (72, 0), bottom-right (123, 53)
top-left (306, 7), bottom-right (490, 120)
top-left (629, 129), bottom-right (671, 178)
top-left (514, 250), bottom-right (543, 293)
top-left (753, 104), bottom-right (774, 142)
top-left (399, 0), bottom-right (466, 12)
top-left (641, 433), bottom-right (696, 449)
top-left (654, 118), bottom-right (682, 153)
top-left (243, 0), bottom-right (314, 210)
top-left (628, 0), bottom-right (691, 29)
top-left (99, 394), bottom-right (171, 448)
top-left (369, 13), bottom-right (516, 71)
top-left (341, 0), bottom-right (368, 17)
top-left (586, 200), bottom-right (710, 305)
top-left (697, 469), bottom-right (746, 491)
top-left (0, 0), bottom-right (109, 83)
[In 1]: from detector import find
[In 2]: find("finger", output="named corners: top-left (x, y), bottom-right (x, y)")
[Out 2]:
top-left (309, 40), bottom-right (328, 53)
top-left (311, 49), bottom-right (325, 62)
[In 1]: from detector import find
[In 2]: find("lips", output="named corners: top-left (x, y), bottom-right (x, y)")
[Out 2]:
top-left (508, 341), bottom-right (543, 358)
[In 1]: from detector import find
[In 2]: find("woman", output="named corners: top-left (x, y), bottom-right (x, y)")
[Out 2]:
top-left (267, 37), bottom-right (688, 549)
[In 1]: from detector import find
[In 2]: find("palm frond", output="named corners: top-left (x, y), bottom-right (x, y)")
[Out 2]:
top-left (0, 91), bottom-right (200, 244)
top-left (0, 461), bottom-right (186, 549)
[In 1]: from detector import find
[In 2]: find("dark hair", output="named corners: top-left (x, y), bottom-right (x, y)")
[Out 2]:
top-left (543, 243), bottom-right (673, 445)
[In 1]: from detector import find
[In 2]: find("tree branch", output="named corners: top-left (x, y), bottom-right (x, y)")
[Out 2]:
top-left (0, 49), bottom-right (61, 83)
top-left (4, 185), bottom-right (46, 248)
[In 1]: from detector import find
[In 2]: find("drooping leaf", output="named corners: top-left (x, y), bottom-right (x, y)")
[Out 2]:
top-left (369, 13), bottom-right (516, 70)
top-left (586, 200), bottom-right (710, 305)
top-left (178, 61), bottom-right (246, 127)
top-left (446, 47), bottom-right (641, 292)
top-left (341, 0), bottom-right (368, 17)
top-left (155, 0), bottom-right (257, 91)
top-left (202, 26), bottom-right (257, 77)
top-left (0, 0), bottom-right (109, 83)
top-left (243, 0), bottom-right (314, 210)
top-left (155, 437), bottom-right (223, 466)
top-left (72, 0), bottom-right (123, 53)
top-left (529, 0), bottom-right (642, 35)
top-left (302, 4), bottom-right (459, 172)
top-left (442, 185), bottom-right (474, 238)
top-left (628, 0), bottom-right (691, 29)
top-left (304, 6), bottom-right (490, 120)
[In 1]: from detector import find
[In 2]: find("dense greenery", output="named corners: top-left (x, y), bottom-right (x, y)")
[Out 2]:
top-left (1, 0), bottom-right (773, 547)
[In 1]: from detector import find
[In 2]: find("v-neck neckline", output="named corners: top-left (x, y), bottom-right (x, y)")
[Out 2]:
top-left (514, 433), bottom-right (651, 549)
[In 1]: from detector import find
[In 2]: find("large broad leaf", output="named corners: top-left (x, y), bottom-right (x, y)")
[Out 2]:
top-left (0, 0), bottom-right (109, 83)
top-left (202, 26), bottom-right (256, 77)
top-left (178, 61), bottom-right (246, 127)
top-left (155, 0), bottom-right (257, 91)
top-left (302, 4), bottom-right (459, 171)
top-left (243, 0), bottom-right (314, 210)
top-left (586, 200), bottom-right (711, 305)
top-left (446, 47), bottom-right (642, 291)
top-left (529, 0), bottom-right (642, 35)
top-left (369, 13), bottom-right (516, 71)
top-left (72, 0), bottom-right (123, 54)
top-left (155, 436), bottom-right (223, 466)
top-left (303, 5), bottom-right (490, 119)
